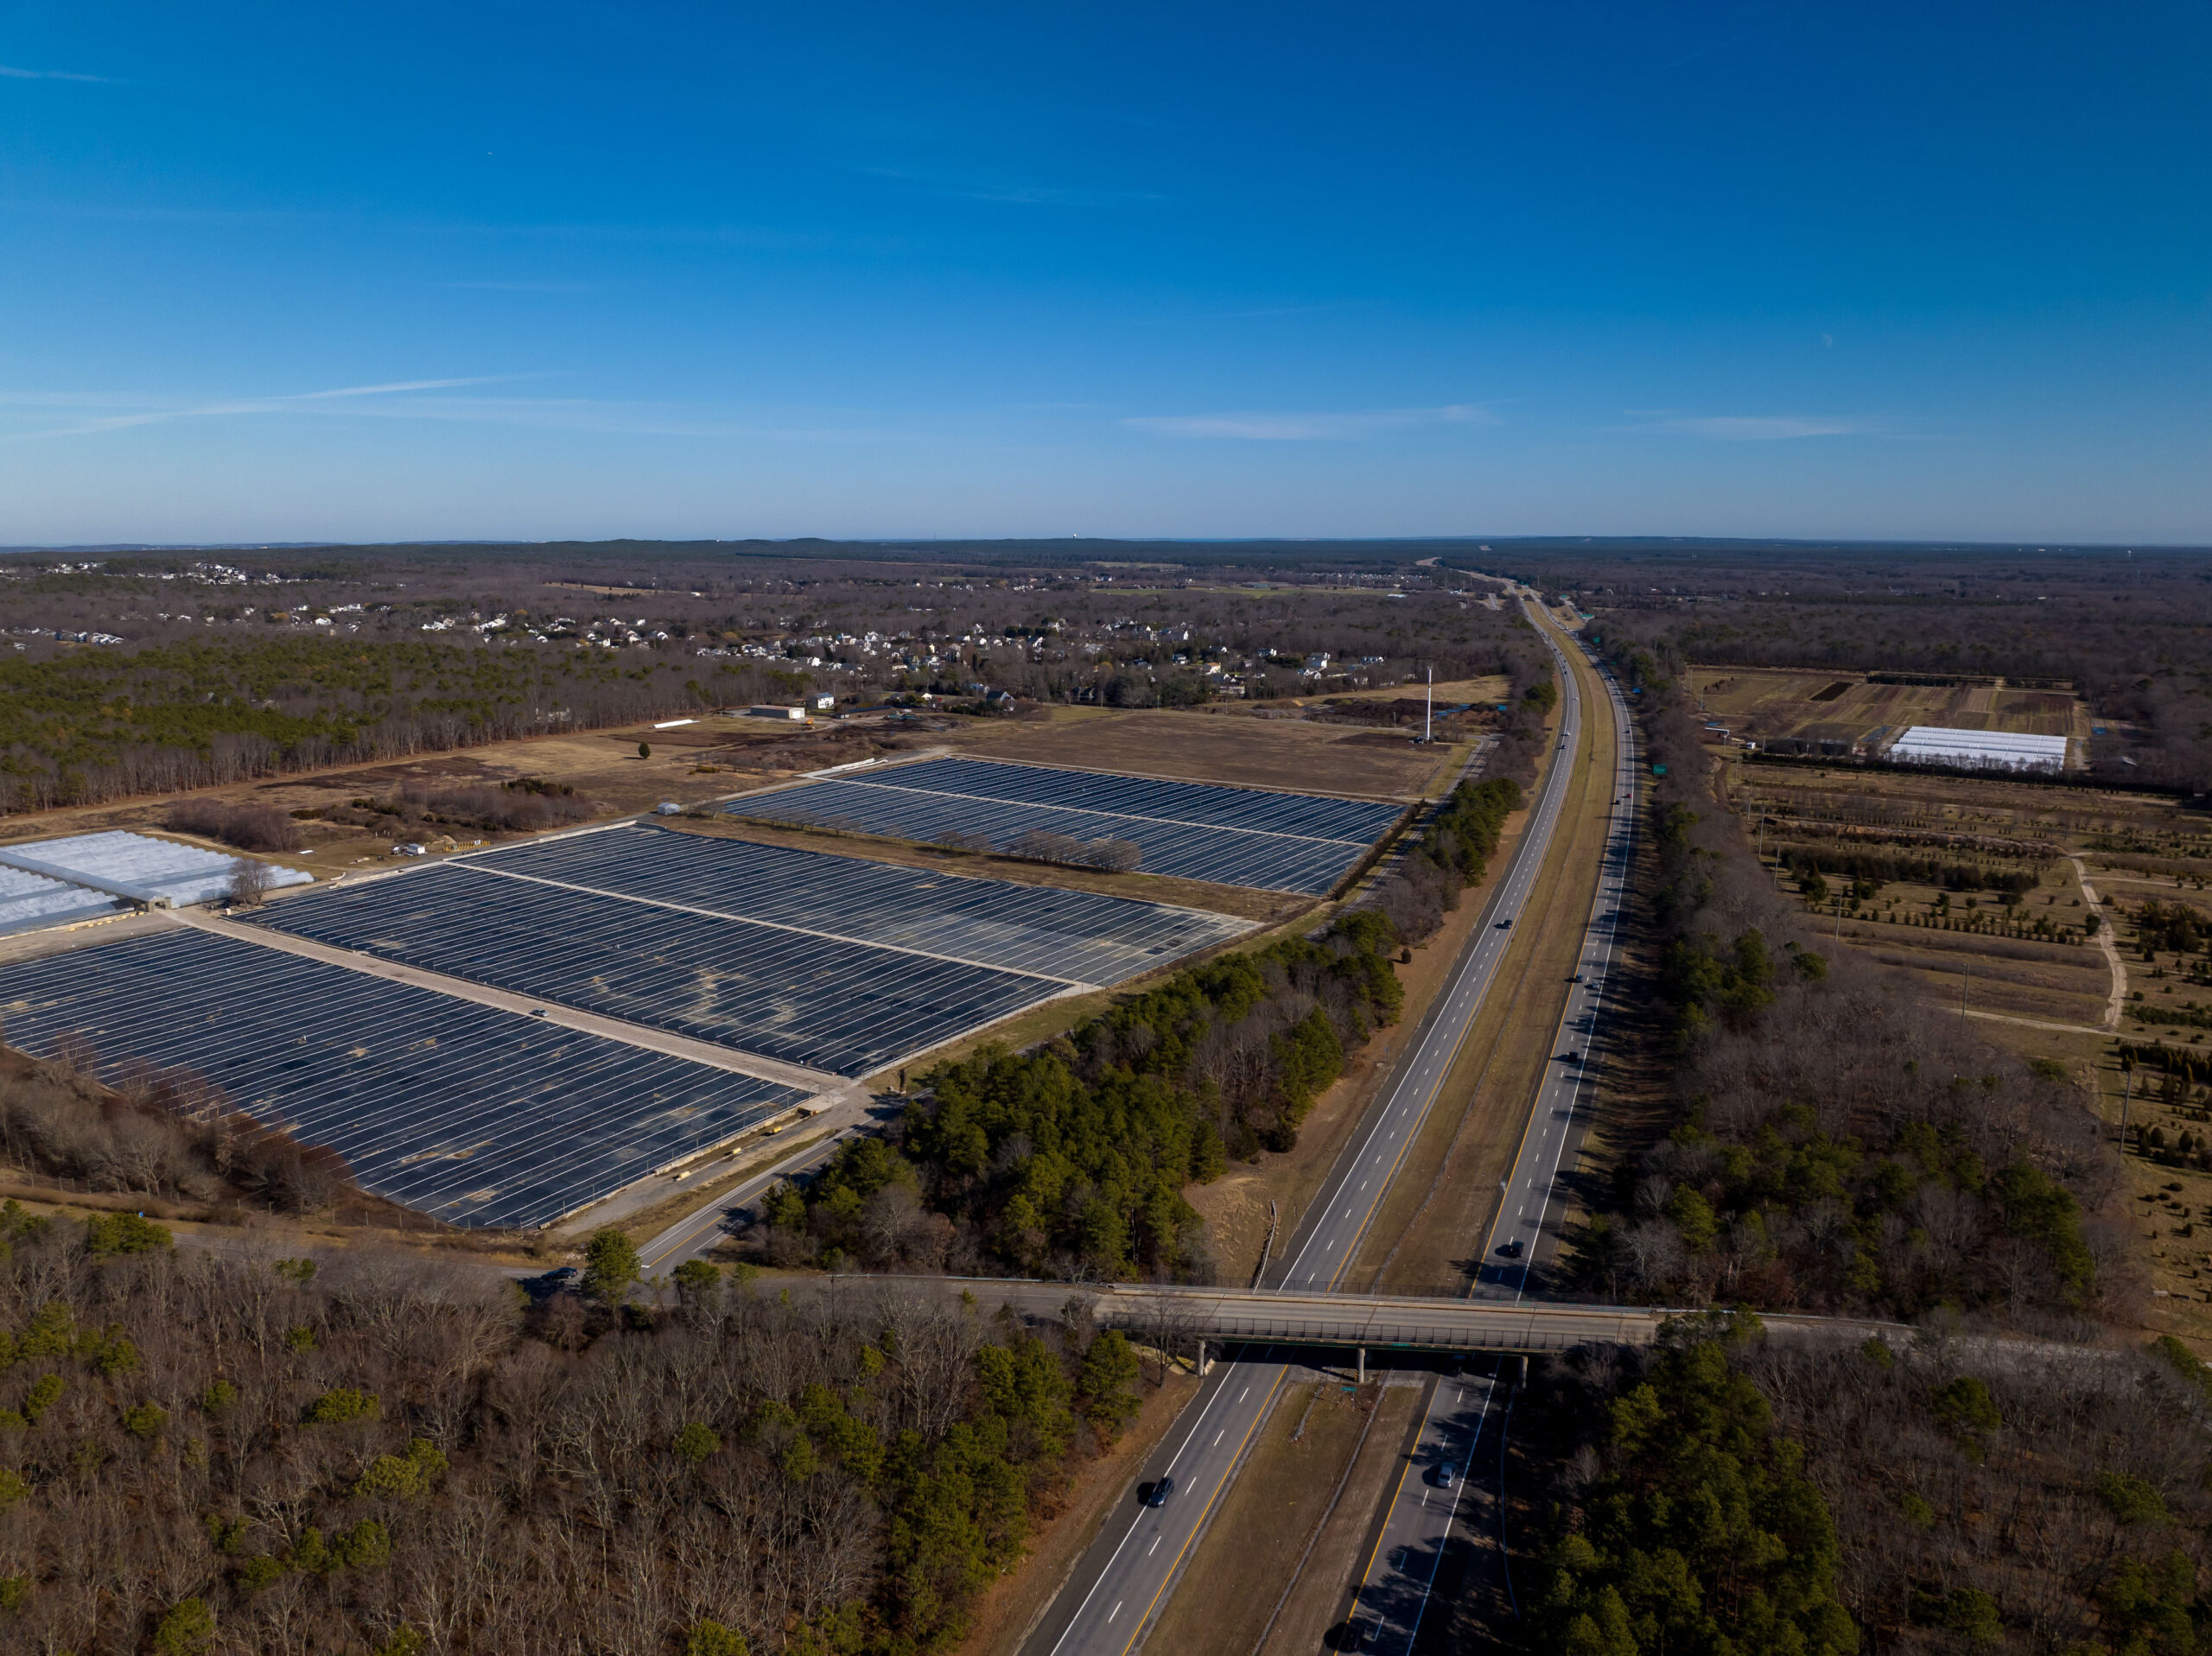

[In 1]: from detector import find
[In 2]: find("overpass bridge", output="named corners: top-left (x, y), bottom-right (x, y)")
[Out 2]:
top-left (885, 1277), bottom-right (1907, 1356)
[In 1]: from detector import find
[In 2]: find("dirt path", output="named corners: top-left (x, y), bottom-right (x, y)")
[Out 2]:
top-left (1961, 1007), bottom-right (2113, 1037)
top-left (2071, 855), bottom-right (2129, 1028)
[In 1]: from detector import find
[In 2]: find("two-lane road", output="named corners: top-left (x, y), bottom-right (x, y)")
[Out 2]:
top-left (1023, 598), bottom-right (1594, 1656)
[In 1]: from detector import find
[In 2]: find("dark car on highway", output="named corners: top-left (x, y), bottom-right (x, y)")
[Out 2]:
top-left (1142, 1475), bottom-right (1175, 1508)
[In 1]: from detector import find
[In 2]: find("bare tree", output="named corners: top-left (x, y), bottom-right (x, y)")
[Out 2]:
top-left (226, 854), bottom-right (276, 907)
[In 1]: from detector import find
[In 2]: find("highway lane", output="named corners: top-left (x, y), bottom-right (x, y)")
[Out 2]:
top-left (1022, 596), bottom-right (1592, 1656)
top-left (1475, 630), bottom-right (1640, 1298)
top-left (1341, 614), bottom-right (1638, 1654)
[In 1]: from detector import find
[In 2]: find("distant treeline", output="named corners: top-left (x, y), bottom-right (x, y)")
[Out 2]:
top-left (0, 637), bottom-right (803, 814)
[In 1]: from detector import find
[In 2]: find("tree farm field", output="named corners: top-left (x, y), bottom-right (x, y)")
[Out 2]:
top-left (1716, 752), bottom-right (2212, 1032)
top-left (1691, 665), bottom-right (2088, 749)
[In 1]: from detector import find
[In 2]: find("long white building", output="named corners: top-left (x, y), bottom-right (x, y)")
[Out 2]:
top-left (1885, 726), bottom-right (2069, 773)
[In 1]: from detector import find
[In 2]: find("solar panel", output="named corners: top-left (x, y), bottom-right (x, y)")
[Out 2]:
top-left (460, 827), bottom-right (1251, 985)
top-left (728, 758), bottom-right (1404, 894)
top-left (244, 863), bottom-right (1069, 1077)
top-left (0, 928), bottom-right (809, 1230)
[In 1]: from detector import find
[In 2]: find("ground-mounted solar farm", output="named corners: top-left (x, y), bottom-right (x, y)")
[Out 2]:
top-left (726, 756), bottom-right (1406, 895)
top-left (0, 927), bottom-right (809, 1228)
top-left (0, 765), bottom-right (1350, 1234)
top-left (243, 826), bottom-right (1250, 1076)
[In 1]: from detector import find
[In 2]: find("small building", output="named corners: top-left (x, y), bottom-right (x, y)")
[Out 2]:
top-left (747, 705), bottom-right (808, 721)
top-left (806, 692), bottom-right (836, 712)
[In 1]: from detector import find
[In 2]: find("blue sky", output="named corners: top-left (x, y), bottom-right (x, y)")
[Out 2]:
top-left (1, 1), bottom-right (2206, 543)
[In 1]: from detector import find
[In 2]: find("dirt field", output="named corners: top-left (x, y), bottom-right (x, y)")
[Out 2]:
top-left (1351, 611), bottom-right (1619, 1293)
top-left (1692, 666), bottom-right (2083, 748)
top-left (952, 704), bottom-right (1455, 799)
top-left (0, 711), bottom-right (871, 877)
top-left (963, 1369), bottom-right (1204, 1656)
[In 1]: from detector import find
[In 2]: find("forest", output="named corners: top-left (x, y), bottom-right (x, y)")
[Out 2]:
top-left (1566, 627), bottom-right (2121, 1329)
top-left (1518, 1316), bottom-right (2212, 1655)
top-left (0, 1198), bottom-right (1151, 1655)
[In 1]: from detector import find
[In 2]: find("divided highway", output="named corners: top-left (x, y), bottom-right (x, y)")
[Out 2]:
top-left (1339, 622), bottom-right (1641, 1653)
top-left (1021, 598), bottom-right (1601, 1656)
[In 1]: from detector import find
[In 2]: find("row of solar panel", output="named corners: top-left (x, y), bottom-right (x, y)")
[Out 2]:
top-left (0, 928), bottom-right (806, 1230)
top-left (730, 758), bottom-right (1402, 894)
top-left (861, 757), bottom-right (1406, 842)
top-left (245, 860), bottom-right (1067, 1078)
top-left (468, 825), bottom-right (1249, 984)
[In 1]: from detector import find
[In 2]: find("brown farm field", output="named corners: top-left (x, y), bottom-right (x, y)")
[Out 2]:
top-left (1691, 666), bottom-right (2087, 750)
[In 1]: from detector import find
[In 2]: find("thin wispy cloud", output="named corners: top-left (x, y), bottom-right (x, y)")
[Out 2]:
top-left (1123, 404), bottom-right (1497, 441)
top-left (1625, 412), bottom-right (1882, 441)
top-left (1, 376), bottom-right (537, 440)
top-left (0, 63), bottom-right (111, 83)
top-left (0, 379), bottom-right (887, 445)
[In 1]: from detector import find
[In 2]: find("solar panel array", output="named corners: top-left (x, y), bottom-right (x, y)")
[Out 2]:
top-left (728, 758), bottom-right (1405, 894)
top-left (466, 827), bottom-right (1249, 983)
top-left (244, 862), bottom-right (1066, 1077)
top-left (0, 927), bottom-right (808, 1230)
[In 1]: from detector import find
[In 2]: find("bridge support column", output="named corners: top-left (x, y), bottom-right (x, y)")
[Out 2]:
top-left (1357, 1347), bottom-right (1365, 1385)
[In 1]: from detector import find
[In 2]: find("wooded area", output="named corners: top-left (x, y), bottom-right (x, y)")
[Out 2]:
top-left (1526, 618), bottom-right (2180, 1652)
top-left (1566, 653), bottom-right (2122, 1329)
top-left (0, 1209), bottom-right (1147, 1655)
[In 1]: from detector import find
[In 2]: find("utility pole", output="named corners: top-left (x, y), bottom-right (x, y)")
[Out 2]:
top-left (1423, 665), bottom-right (1433, 746)
top-left (2119, 1057), bottom-right (2135, 1152)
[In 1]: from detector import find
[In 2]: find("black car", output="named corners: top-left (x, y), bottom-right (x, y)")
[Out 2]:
top-left (1496, 917), bottom-right (1513, 929)
top-left (1497, 1238), bottom-right (1524, 1259)
top-left (1142, 1475), bottom-right (1175, 1508)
